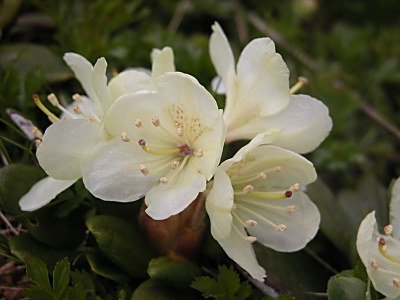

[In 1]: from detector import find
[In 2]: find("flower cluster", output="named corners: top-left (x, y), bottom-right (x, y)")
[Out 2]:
top-left (357, 177), bottom-right (400, 299)
top-left (20, 22), bottom-right (332, 281)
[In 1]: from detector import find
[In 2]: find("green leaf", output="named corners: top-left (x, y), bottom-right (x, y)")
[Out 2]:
top-left (0, 44), bottom-right (72, 82)
top-left (86, 252), bottom-right (131, 282)
top-left (131, 279), bottom-right (200, 300)
top-left (53, 258), bottom-right (71, 297)
top-left (60, 284), bottom-right (87, 300)
top-left (218, 265), bottom-right (241, 298)
top-left (24, 286), bottom-right (54, 300)
top-left (327, 273), bottom-right (366, 300)
top-left (25, 256), bottom-right (52, 292)
top-left (86, 215), bottom-right (156, 278)
top-left (191, 276), bottom-right (221, 298)
top-left (147, 256), bottom-right (201, 288)
top-left (235, 281), bottom-right (252, 300)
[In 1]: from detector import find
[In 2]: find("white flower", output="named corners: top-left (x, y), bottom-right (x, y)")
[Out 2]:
top-left (356, 177), bottom-right (400, 299)
top-left (209, 22), bottom-right (332, 153)
top-left (19, 48), bottom-right (174, 211)
top-left (81, 72), bottom-right (226, 220)
top-left (205, 132), bottom-right (320, 281)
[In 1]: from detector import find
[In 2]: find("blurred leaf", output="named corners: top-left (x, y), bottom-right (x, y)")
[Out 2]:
top-left (147, 256), bottom-right (201, 288)
top-left (0, 0), bottom-right (22, 29)
top-left (25, 256), bottom-right (52, 292)
top-left (24, 286), bottom-right (54, 300)
top-left (86, 252), bottom-right (131, 282)
top-left (327, 273), bottom-right (366, 300)
top-left (86, 214), bottom-right (156, 278)
top-left (191, 276), bottom-right (220, 298)
top-left (131, 279), bottom-right (200, 300)
top-left (53, 258), bottom-right (70, 297)
top-left (60, 284), bottom-right (86, 300)
top-left (0, 44), bottom-right (72, 82)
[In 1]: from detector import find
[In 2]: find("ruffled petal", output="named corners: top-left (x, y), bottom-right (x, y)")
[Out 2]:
top-left (151, 47), bottom-right (175, 79)
top-left (145, 163), bottom-right (207, 220)
top-left (216, 218), bottom-right (266, 281)
top-left (209, 22), bottom-right (235, 88)
top-left (19, 177), bottom-right (77, 211)
top-left (357, 212), bottom-right (400, 299)
top-left (239, 191), bottom-right (320, 252)
top-left (108, 69), bottom-right (151, 101)
top-left (92, 57), bottom-right (110, 114)
top-left (205, 169), bottom-right (234, 239)
top-left (81, 138), bottom-right (156, 202)
top-left (37, 119), bottom-right (99, 180)
top-left (235, 37), bottom-right (290, 116)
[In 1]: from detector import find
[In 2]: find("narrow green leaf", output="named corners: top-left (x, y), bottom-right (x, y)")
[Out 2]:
top-left (25, 256), bottom-right (52, 292)
top-left (53, 257), bottom-right (71, 297)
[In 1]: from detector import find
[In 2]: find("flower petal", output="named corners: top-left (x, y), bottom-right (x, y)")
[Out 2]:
top-left (209, 22), bottom-right (235, 88)
top-left (239, 191), bottom-right (320, 252)
top-left (81, 138), bottom-right (155, 202)
top-left (216, 218), bottom-right (266, 281)
top-left (37, 119), bottom-right (99, 180)
top-left (263, 94), bottom-right (333, 154)
top-left (151, 47), bottom-right (175, 79)
top-left (108, 69), bottom-right (152, 101)
top-left (19, 177), bottom-right (77, 211)
top-left (235, 37), bottom-right (290, 117)
top-left (205, 169), bottom-right (234, 239)
top-left (390, 177), bottom-right (400, 239)
top-left (357, 212), bottom-right (400, 299)
top-left (145, 163), bottom-right (207, 220)
top-left (92, 57), bottom-right (110, 114)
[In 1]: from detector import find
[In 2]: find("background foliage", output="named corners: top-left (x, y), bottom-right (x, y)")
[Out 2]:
top-left (0, 0), bottom-right (399, 299)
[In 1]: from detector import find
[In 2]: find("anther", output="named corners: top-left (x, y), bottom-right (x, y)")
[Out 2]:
top-left (275, 224), bottom-right (287, 231)
top-left (139, 164), bottom-right (149, 176)
top-left (258, 172), bottom-right (267, 180)
top-left (286, 205), bottom-right (296, 213)
top-left (47, 93), bottom-right (60, 106)
top-left (384, 224), bottom-right (393, 235)
top-left (32, 127), bottom-right (43, 139)
top-left (72, 93), bottom-right (83, 103)
top-left (177, 126), bottom-right (183, 136)
top-left (393, 278), bottom-right (400, 288)
top-left (245, 236), bottom-right (257, 243)
top-left (170, 160), bottom-right (180, 169)
top-left (121, 132), bottom-right (130, 142)
top-left (195, 149), bottom-right (203, 158)
top-left (159, 177), bottom-right (168, 184)
top-left (34, 139), bottom-right (42, 148)
top-left (274, 166), bottom-right (283, 172)
top-left (378, 237), bottom-right (386, 247)
top-left (243, 185), bottom-right (254, 194)
top-left (134, 119), bottom-right (142, 127)
top-left (138, 139), bottom-right (146, 147)
top-left (32, 93), bottom-right (60, 122)
top-left (285, 191), bottom-right (293, 198)
top-left (290, 183), bottom-right (300, 192)
top-left (289, 76), bottom-right (308, 94)
top-left (72, 105), bottom-right (82, 115)
top-left (111, 67), bottom-right (118, 77)
top-left (152, 116), bottom-right (160, 127)
top-left (370, 260), bottom-right (378, 270)
top-left (245, 220), bottom-right (257, 227)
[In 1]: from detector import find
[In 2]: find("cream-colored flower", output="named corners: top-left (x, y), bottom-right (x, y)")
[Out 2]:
top-left (81, 72), bottom-right (226, 220)
top-left (356, 177), bottom-right (400, 299)
top-left (209, 22), bottom-right (332, 153)
top-left (205, 132), bottom-right (320, 281)
top-left (19, 49), bottom-right (174, 211)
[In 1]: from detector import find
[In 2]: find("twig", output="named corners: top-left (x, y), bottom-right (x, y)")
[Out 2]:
top-left (168, 0), bottom-right (191, 33)
top-left (0, 210), bottom-right (19, 236)
top-left (304, 247), bottom-right (338, 274)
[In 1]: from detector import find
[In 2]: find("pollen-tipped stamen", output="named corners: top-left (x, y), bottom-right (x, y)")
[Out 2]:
top-left (290, 76), bottom-right (308, 94)
top-left (47, 93), bottom-right (77, 119)
top-left (32, 94), bottom-right (60, 122)
top-left (138, 139), bottom-right (181, 156)
top-left (378, 237), bottom-right (400, 264)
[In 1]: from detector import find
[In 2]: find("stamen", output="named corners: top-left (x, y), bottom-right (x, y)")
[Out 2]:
top-left (152, 116), bottom-right (161, 127)
top-left (159, 177), bottom-right (168, 184)
top-left (32, 127), bottom-right (43, 139)
top-left (245, 236), bottom-right (257, 243)
top-left (258, 172), bottom-right (267, 180)
top-left (275, 224), bottom-right (287, 232)
top-left (378, 237), bottom-right (400, 264)
top-left (243, 185), bottom-right (254, 194)
top-left (134, 119), bottom-right (142, 127)
top-left (241, 189), bottom-right (293, 199)
top-left (73, 105), bottom-right (82, 115)
top-left (371, 260), bottom-right (378, 270)
top-left (138, 139), bottom-right (181, 156)
top-left (48, 93), bottom-right (77, 119)
top-left (170, 160), bottom-right (180, 169)
top-left (139, 164), bottom-right (149, 176)
top-left (245, 220), bottom-right (257, 227)
top-left (111, 67), bottom-right (118, 77)
top-left (286, 205), bottom-right (296, 213)
top-left (121, 132), bottom-right (130, 142)
top-left (290, 183), bottom-right (300, 192)
top-left (34, 139), bottom-right (42, 148)
top-left (32, 94), bottom-right (60, 122)
top-left (393, 278), bottom-right (400, 288)
top-left (285, 191), bottom-right (293, 198)
top-left (72, 93), bottom-right (83, 103)
top-left (384, 224), bottom-right (393, 235)
top-left (289, 76), bottom-right (308, 94)
top-left (194, 149), bottom-right (203, 157)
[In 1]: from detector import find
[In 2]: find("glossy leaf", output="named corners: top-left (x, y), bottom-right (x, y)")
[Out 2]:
top-left (327, 274), bottom-right (366, 300)
top-left (131, 279), bottom-right (200, 300)
top-left (53, 258), bottom-right (71, 297)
